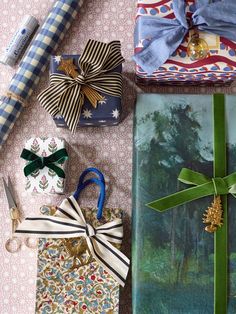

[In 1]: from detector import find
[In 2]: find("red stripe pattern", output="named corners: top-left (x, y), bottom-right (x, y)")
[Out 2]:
top-left (135, 0), bottom-right (236, 84)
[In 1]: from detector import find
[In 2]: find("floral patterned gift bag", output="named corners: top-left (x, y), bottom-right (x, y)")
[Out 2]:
top-left (15, 168), bottom-right (130, 314)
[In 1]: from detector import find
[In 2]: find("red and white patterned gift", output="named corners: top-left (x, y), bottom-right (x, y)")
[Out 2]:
top-left (134, 0), bottom-right (236, 85)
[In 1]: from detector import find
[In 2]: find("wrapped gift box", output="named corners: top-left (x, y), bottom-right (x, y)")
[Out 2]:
top-left (36, 205), bottom-right (122, 313)
top-left (22, 137), bottom-right (68, 194)
top-left (134, 0), bottom-right (236, 85)
top-left (51, 55), bottom-right (122, 127)
top-left (132, 94), bottom-right (236, 313)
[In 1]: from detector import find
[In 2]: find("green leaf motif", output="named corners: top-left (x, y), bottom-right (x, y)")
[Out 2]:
top-left (57, 178), bottom-right (64, 190)
top-left (48, 168), bottom-right (56, 177)
top-left (30, 169), bottom-right (40, 178)
top-left (25, 179), bottom-right (31, 190)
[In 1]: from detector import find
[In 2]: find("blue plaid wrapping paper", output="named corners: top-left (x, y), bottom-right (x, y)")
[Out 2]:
top-left (51, 55), bottom-right (123, 128)
top-left (0, 0), bottom-right (83, 149)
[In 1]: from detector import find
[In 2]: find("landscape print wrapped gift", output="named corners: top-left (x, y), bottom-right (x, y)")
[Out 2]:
top-left (20, 137), bottom-right (68, 194)
top-left (132, 94), bottom-right (236, 313)
top-left (38, 40), bottom-right (124, 130)
top-left (134, 0), bottom-right (236, 85)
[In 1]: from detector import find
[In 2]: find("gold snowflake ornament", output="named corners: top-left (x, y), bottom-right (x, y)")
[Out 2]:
top-left (202, 195), bottom-right (223, 233)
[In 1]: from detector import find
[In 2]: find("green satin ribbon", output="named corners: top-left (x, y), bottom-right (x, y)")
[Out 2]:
top-left (147, 94), bottom-right (228, 314)
top-left (21, 148), bottom-right (68, 178)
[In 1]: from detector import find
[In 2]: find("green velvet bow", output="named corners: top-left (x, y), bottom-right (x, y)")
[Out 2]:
top-left (21, 148), bottom-right (68, 178)
top-left (147, 168), bottom-right (236, 212)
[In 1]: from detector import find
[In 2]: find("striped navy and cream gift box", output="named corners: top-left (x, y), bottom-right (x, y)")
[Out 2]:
top-left (51, 55), bottom-right (123, 128)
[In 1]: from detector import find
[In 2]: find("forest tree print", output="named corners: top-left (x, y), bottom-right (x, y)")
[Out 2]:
top-left (132, 94), bottom-right (236, 314)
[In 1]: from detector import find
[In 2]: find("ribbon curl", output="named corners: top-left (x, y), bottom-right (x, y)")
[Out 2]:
top-left (147, 168), bottom-right (236, 212)
top-left (133, 0), bottom-right (236, 74)
top-left (38, 40), bottom-right (124, 132)
top-left (15, 195), bottom-right (130, 287)
top-left (21, 148), bottom-right (68, 178)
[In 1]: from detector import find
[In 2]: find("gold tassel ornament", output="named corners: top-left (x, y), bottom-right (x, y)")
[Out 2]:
top-left (202, 195), bottom-right (223, 233)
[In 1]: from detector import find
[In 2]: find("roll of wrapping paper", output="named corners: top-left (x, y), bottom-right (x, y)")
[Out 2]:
top-left (0, 0), bottom-right (84, 149)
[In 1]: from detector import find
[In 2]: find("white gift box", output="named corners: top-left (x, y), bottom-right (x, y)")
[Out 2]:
top-left (22, 137), bottom-right (68, 194)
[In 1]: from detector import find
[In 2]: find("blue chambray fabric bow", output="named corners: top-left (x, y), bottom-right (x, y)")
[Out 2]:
top-left (133, 0), bottom-right (236, 75)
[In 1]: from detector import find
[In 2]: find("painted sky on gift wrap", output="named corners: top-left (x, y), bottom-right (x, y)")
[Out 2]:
top-left (135, 94), bottom-right (236, 161)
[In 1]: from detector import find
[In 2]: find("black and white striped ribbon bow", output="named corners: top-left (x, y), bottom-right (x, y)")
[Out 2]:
top-left (38, 39), bottom-right (124, 132)
top-left (15, 195), bottom-right (129, 287)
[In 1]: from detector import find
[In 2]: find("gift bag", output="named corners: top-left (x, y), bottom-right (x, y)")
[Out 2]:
top-left (15, 168), bottom-right (129, 314)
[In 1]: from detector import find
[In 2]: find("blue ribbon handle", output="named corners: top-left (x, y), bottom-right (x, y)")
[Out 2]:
top-left (78, 167), bottom-right (105, 186)
top-left (73, 168), bottom-right (106, 220)
top-left (77, 167), bottom-right (105, 214)
top-left (133, 0), bottom-right (236, 75)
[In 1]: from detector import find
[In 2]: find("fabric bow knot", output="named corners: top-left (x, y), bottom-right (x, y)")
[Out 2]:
top-left (76, 74), bottom-right (86, 85)
top-left (39, 157), bottom-right (45, 169)
top-left (147, 168), bottom-right (236, 211)
top-left (38, 39), bottom-right (124, 132)
top-left (133, 0), bottom-right (236, 74)
top-left (15, 196), bottom-right (130, 286)
top-left (85, 223), bottom-right (96, 238)
top-left (20, 148), bottom-right (68, 178)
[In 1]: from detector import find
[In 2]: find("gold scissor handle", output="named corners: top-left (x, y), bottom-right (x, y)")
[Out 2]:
top-left (24, 237), bottom-right (38, 249)
top-left (5, 207), bottom-right (22, 253)
top-left (9, 207), bottom-right (21, 233)
top-left (10, 207), bottom-right (38, 249)
top-left (5, 206), bottom-right (38, 252)
top-left (10, 207), bottom-right (21, 220)
top-left (5, 237), bottom-right (22, 253)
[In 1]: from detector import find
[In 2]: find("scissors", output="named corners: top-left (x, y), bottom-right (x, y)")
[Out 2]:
top-left (3, 177), bottom-right (38, 253)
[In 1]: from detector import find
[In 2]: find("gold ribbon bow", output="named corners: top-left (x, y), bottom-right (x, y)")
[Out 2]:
top-left (38, 40), bottom-right (124, 132)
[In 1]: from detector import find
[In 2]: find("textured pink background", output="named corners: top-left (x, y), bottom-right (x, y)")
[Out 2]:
top-left (0, 1), bottom-right (236, 313)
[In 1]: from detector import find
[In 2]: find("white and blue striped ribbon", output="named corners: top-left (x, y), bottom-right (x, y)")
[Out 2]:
top-left (15, 195), bottom-right (129, 287)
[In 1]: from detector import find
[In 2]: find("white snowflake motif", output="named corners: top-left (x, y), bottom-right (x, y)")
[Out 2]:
top-left (98, 98), bottom-right (107, 105)
top-left (53, 55), bottom-right (62, 64)
top-left (82, 108), bottom-right (92, 119)
top-left (111, 108), bottom-right (120, 119)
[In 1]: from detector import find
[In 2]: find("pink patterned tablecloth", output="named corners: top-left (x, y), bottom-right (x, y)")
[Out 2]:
top-left (0, 1), bottom-right (236, 313)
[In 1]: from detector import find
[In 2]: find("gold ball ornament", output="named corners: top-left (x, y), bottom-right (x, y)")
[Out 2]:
top-left (187, 34), bottom-right (209, 61)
